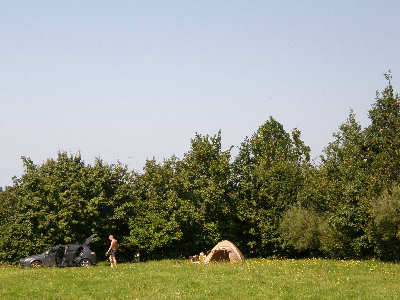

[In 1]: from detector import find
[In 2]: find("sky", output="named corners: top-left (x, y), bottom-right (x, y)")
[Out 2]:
top-left (1, 1), bottom-right (400, 187)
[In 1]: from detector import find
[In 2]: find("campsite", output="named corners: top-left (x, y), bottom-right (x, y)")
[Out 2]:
top-left (2, 1), bottom-right (400, 299)
top-left (1, 74), bottom-right (400, 299)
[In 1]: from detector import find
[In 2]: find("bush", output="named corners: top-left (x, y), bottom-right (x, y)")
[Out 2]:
top-left (368, 184), bottom-right (400, 260)
top-left (280, 206), bottom-right (322, 253)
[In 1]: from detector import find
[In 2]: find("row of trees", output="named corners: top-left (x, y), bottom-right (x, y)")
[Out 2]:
top-left (1, 74), bottom-right (400, 262)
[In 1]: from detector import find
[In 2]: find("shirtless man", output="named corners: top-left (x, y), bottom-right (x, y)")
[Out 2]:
top-left (105, 235), bottom-right (118, 268)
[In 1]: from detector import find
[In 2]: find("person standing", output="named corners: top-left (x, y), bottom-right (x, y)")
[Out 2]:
top-left (106, 235), bottom-right (118, 268)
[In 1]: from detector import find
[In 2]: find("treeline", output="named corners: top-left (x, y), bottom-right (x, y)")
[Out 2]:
top-left (1, 74), bottom-right (400, 262)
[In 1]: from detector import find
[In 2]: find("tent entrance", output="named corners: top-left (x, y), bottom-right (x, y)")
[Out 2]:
top-left (209, 250), bottom-right (230, 262)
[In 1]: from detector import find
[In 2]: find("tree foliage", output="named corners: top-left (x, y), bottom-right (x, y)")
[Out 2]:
top-left (368, 184), bottom-right (400, 260)
top-left (231, 117), bottom-right (310, 256)
top-left (122, 132), bottom-right (234, 258)
top-left (282, 73), bottom-right (400, 259)
top-left (0, 153), bottom-right (133, 261)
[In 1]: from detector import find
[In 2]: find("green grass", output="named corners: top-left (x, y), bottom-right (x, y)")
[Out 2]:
top-left (1, 259), bottom-right (399, 299)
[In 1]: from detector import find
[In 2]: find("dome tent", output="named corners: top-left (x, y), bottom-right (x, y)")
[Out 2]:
top-left (204, 240), bottom-right (245, 263)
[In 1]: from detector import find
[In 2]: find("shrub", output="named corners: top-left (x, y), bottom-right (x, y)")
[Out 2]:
top-left (280, 206), bottom-right (322, 253)
top-left (368, 184), bottom-right (400, 260)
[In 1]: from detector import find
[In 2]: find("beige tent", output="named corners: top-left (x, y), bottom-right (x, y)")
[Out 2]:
top-left (204, 240), bottom-right (245, 263)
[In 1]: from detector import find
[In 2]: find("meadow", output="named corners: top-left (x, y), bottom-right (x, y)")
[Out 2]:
top-left (1, 259), bottom-right (399, 299)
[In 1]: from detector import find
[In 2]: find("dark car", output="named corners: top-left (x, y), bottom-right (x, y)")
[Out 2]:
top-left (20, 234), bottom-right (97, 268)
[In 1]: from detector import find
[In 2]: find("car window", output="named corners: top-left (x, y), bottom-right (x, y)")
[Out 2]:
top-left (68, 245), bottom-right (80, 251)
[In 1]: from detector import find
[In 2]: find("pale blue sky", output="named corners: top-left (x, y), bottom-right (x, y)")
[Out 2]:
top-left (1, 1), bottom-right (399, 187)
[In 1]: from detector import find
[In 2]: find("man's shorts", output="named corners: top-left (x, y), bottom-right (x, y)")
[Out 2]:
top-left (110, 250), bottom-right (117, 257)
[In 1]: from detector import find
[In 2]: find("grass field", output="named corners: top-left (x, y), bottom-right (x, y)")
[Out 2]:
top-left (1, 258), bottom-right (399, 299)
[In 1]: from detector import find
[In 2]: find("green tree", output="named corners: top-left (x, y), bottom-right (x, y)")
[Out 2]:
top-left (124, 132), bottom-right (234, 258)
top-left (123, 157), bottom-right (186, 258)
top-left (365, 71), bottom-right (400, 194)
top-left (315, 112), bottom-right (371, 258)
top-left (0, 152), bottom-right (133, 262)
top-left (232, 117), bottom-right (310, 257)
top-left (288, 73), bottom-right (400, 259)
